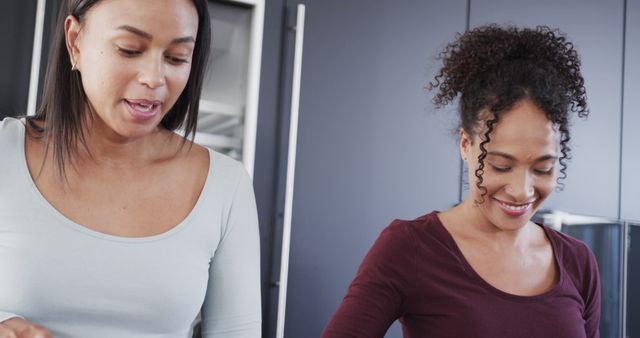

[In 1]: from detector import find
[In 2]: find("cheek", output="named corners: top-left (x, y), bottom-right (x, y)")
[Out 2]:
top-left (164, 67), bottom-right (191, 103)
top-left (535, 176), bottom-right (556, 198)
top-left (466, 170), bottom-right (501, 200)
top-left (81, 51), bottom-right (129, 102)
top-left (168, 63), bottom-right (191, 87)
top-left (476, 172), bottom-right (502, 193)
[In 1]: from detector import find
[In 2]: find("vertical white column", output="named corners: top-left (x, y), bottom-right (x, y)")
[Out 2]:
top-left (27, 0), bottom-right (47, 116)
top-left (242, 0), bottom-right (265, 178)
top-left (276, 4), bottom-right (305, 338)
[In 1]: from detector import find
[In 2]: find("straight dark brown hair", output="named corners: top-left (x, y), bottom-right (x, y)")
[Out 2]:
top-left (29, 0), bottom-right (211, 177)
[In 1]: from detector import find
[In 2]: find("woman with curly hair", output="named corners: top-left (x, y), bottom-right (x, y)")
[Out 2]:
top-left (322, 25), bottom-right (600, 338)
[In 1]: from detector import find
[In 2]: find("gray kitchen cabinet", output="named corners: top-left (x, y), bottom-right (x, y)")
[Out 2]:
top-left (627, 222), bottom-right (640, 337)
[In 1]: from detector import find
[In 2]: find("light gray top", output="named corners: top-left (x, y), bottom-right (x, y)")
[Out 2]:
top-left (0, 117), bottom-right (261, 338)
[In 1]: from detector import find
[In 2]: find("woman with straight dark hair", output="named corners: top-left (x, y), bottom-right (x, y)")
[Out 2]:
top-left (323, 25), bottom-right (601, 338)
top-left (0, 0), bottom-right (261, 337)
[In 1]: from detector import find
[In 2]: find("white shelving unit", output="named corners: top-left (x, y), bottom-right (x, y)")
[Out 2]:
top-left (196, 0), bottom-right (264, 178)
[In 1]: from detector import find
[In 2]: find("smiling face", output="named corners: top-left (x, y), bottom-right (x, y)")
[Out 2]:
top-left (461, 99), bottom-right (560, 231)
top-left (65, 0), bottom-right (199, 140)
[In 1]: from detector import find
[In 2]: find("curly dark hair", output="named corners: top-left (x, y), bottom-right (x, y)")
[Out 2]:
top-left (428, 24), bottom-right (588, 201)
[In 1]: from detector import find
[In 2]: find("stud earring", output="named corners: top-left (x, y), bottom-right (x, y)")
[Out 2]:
top-left (71, 61), bottom-right (77, 71)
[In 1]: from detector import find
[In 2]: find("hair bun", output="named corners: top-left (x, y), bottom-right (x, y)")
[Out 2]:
top-left (429, 24), bottom-right (587, 118)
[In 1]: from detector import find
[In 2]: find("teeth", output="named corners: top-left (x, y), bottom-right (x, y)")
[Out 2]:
top-left (132, 102), bottom-right (153, 112)
top-left (499, 201), bottom-right (530, 211)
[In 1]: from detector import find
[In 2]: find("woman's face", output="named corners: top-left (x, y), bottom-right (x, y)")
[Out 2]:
top-left (65, 0), bottom-right (199, 140)
top-left (461, 99), bottom-right (560, 231)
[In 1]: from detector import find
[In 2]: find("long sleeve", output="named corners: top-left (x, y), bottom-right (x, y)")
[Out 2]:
top-left (322, 221), bottom-right (416, 338)
top-left (200, 167), bottom-right (261, 338)
top-left (583, 247), bottom-right (601, 338)
top-left (0, 119), bottom-right (25, 326)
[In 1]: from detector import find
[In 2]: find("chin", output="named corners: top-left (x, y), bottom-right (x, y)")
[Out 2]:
top-left (492, 216), bottom-right (530, 231)
top-left (484, 199), bottom-right (539, 231)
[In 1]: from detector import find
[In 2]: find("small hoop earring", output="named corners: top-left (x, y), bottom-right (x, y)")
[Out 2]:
top-left (71, 62), bottom-right (77, 71)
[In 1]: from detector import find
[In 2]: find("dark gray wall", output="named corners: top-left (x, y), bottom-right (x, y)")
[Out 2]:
top-left (469, 0), bottom-right (625, 219)
top-left (281, 1), bottom-right (466, 337)
top-left (252, 0), bottom-right (287, 337)
top-left (621, 0), bottom-right (640, 221)
top-left (0, 1), bottom-right (36, 118)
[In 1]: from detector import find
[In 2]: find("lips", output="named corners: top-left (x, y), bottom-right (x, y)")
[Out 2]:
top-left (124, 99), bottom-right (162, 121)
top-left (494, 198), bottom-right (534, 217)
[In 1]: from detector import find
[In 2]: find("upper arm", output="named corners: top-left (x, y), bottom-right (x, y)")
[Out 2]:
top-left (322, 222), bottom-right (416, 338)
top-left (582, 244), bottom-right (601, 338)
top-left (200, 167), bottom-right (261, 338)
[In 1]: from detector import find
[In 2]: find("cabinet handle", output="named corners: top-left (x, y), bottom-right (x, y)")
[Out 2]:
top-left (276, 4), bottom-right (306, 338)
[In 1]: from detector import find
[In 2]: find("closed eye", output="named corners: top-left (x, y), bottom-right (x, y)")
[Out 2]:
top-left (490, 165), bottom-right (511, 173)
top-left (166, 56), bottom-right (189, 65)
top-left (534, 167), bottom-right (554, 175)
top-left (117, 47), bottom-right (141, 57)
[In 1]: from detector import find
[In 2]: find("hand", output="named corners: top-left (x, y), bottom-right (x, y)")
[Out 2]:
top-left (0, 318), bottom-right (52, 338)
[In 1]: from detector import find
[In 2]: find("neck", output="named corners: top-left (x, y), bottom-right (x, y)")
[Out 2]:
top-left (75, 115), bottom-right (176, 170)
top-left (446, 198), bottom-right (534, 250)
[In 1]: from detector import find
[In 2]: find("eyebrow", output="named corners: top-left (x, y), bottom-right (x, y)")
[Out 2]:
top-left (486, 151), bottom-right (558, 162)
top-left (116, 25), bottom-right (195, 44)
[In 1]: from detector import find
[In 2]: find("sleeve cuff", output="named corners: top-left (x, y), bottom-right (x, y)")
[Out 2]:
top-left (0, 312), bottom-right (22, 323)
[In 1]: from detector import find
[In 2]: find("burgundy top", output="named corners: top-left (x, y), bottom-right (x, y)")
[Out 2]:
top-left (322, 212), bottom-right (601, 338)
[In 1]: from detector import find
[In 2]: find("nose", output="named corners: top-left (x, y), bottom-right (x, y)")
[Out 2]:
top-left (138, 55), bottom-right (166, 89)
top-left (505, 170), bottom-right (535, 202)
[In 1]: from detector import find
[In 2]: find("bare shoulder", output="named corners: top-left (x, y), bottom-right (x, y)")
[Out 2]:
top-left (163, 131), bottom-right (211, 173)
top-left (155, 132), bottom-right (211, 210)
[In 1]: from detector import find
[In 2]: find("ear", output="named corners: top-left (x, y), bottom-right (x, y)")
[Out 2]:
top-left (459, 128), bottom-right (472, 163)
top-left (64, 15), bottom-right (82, 70)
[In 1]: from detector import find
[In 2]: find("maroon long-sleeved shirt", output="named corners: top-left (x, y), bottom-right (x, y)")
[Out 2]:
top-left (323, 212), bottom-right (600, 338)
